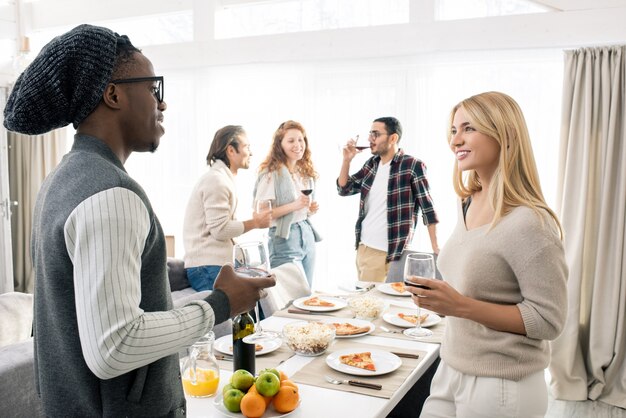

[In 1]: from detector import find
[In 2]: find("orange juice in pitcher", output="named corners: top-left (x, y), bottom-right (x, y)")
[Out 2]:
top-left (180, 332), bottom-right (220, 397)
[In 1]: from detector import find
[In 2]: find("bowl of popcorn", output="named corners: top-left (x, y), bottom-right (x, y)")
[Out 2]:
top-left (282, 321), bottom-right (336, 357)
top-left (348, 295), bottom-right (388, 321)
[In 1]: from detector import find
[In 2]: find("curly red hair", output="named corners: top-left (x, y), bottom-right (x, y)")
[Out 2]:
top-left (258, 120), bottom-right (317, 178)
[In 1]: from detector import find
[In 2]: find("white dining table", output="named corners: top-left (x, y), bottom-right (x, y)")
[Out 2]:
top-left (185, 314), bottom-right (440, 418)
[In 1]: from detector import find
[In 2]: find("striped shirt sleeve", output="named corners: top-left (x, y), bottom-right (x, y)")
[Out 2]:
top-left (64, 187), bottom-right (215, 380)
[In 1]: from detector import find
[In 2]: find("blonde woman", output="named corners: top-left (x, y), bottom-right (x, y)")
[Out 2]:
top-left (254, 121), bottom-right (322, 286)
top-left (411, 92), bottom-right (568, 417)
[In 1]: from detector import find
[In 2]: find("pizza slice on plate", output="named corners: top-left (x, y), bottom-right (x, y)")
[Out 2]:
top-left (331, 322), bottom-right (371, 336)
top-left (398, 312), bottom-right (429, 325)
top-left (303, 296), bottom-right (335, 307)
top-left (339, 351), bottom-right (376, 371)
top-left (389, 282), bottom-right (406, 293)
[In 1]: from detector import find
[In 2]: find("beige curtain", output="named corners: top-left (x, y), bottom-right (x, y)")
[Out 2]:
top-left (8, 130), bottom-right (66, 293)
top-left (549, 46), bottom-right (626, 408)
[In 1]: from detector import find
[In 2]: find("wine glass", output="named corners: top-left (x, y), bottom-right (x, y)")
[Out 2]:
top-left (232, 241), bottom-right (280, 343)
top-left (354, 134), bottom-right (370, 151)
top-left (300, 177), bottom-right (314, 199)
top-left (403, 252), bottom-right (436, 338)
top-left (255, 199), bottom-right (272, 215)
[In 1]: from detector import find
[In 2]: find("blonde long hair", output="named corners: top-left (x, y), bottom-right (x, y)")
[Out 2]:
top-left (449, 91), bottom-right (563, 239)
top-left (258, 120), bottom-right (317, 178)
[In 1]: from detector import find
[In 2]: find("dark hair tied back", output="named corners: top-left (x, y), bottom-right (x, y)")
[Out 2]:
top-left (206, 125), bottom-right (245, 167)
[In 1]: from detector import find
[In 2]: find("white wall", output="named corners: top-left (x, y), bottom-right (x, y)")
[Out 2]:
top-left (3, 0), bottom-right (626, 290)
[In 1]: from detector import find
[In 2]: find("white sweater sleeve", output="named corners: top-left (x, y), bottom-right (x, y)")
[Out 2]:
top-left (64, 187), bottom-right (215, 380)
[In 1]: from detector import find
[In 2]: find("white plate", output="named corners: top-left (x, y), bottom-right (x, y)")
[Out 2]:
top-left (212, 393), bottom-right (300, 418)
top-left (377, 283), bottom-right (411, 297)
top-left (213, 334), bottom-right (282, 356)
top-left (382, 311), bottom-right (442, 328)
top-left (317, 318), bottom-right (375, 338)
top-left (292, 296), bottom-right (347, 312)
top-left (326, 348), bottom-right (402, 376)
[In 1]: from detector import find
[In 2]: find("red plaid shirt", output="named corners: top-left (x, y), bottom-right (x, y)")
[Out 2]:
top-left (337, 149), bottom-right (439, 262)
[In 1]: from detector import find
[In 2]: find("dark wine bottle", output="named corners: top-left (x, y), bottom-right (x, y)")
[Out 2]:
top-left (232, 311), bottom-right (255, 374)
top-left (300, 189), bottom-right (313, 196)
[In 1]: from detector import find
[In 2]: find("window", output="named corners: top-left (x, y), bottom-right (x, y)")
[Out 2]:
top-left (215, 0), bottom-right (409, 39)
top-left (436, 0), bottom-right (551, 21)
top-left (28, 11), bottom-right (193, 54)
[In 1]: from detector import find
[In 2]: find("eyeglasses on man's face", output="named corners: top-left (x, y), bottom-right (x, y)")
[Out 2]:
top-left (110, 76), bottom-right (164, 104)
top-left (368, 131), bottom-right (389, 139)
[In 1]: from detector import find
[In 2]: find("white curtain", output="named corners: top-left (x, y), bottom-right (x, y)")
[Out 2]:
top-left (549, 46), bottom-right (626, 409)
top-left (8, 130), bottom-right (66, 293)
top-left (125, 49), bottom-right (563, 291)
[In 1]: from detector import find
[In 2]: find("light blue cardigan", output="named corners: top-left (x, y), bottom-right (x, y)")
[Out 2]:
top-left (254, 166), bottom-right (322, 241)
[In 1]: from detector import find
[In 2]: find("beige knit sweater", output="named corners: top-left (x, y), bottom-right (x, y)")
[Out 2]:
top-left (182, 160), bottom-right (245, 268)
top-left (438, 202), bottom-right (568, 381)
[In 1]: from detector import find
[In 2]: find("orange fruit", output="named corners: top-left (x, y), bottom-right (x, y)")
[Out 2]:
top-left (280, 379), bottom-right (298, 392)
top-left (273, 386), bottom-right (300, 413)
top-left (246, 385), bottom-right (272, 406)
top-left (279, 370), bottom-right (289, 381)
top-left (240, 391), bottom-right (266, 418)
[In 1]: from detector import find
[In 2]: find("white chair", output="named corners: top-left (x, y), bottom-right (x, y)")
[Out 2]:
top-left (0, 292), bottom-right (33, 348)
top-left (260, 262), bottom-right (311, 317)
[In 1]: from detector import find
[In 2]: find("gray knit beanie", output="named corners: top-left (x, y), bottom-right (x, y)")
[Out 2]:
top-left (3, 24), bottom-right (118, 135)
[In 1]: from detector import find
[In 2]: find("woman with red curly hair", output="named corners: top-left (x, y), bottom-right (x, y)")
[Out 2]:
top-left (254, 120), bottom-right (322, 286)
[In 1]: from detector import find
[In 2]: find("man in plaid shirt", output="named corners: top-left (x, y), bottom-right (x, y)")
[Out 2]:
top-left (337, 117), bottom-right (439, 281)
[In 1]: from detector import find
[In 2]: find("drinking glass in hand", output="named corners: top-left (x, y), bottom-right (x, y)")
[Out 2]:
top-left (403, 253), bottom-right (436, 338)
top-left (255, 199), bottom-right (272, 215)
top-left (232, 241), bottom-right (279, 343)
top-left (301, 177), bottom-right (314, 197)
top-left (354, 134), bottom-right (370, 151)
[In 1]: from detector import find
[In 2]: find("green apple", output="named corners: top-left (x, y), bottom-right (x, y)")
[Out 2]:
top-left (222, 383), bottom-right (234, 396)
top-left (230, 369), bottom-right (255, 391)
top-left (255, 371), bottom-right (280, 397)
top-left (223, 388), bottom-right (245, 413)
top-left (259, 368), bottom-right (280, 379)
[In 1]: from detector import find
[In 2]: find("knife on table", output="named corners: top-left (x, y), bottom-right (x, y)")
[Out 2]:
top-left (390, 352), bottom-right (420, 359)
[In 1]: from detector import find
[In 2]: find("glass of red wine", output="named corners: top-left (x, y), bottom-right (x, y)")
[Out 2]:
top-left (301, 177), bottom-right (314, 201)
top-left (354, 134), bottom-right (370, 151)
top-left (232, 241), bottom-right (280, 343)
top-left (403, 252), bottom-right (436, 338)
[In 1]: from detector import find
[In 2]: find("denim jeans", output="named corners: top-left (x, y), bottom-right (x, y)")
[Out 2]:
top-left (268, 220), bottom-right (316, 287)
top-left (185, 265), bottom-right (221, 291)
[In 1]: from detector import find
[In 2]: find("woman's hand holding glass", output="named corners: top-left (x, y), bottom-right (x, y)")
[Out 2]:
top-left (403, 253), bottom-right (438, 338)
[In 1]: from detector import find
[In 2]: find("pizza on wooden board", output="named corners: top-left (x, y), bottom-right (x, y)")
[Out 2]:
top-left (330, 322), bottom-right (371, 336)
top-left (389, 282), bottom-right (406, 293)
top-left (303, 296), bottom-right (335, 307)
top-left (339, 351), bottom-right (376, 371)
top-left (398, 312), bottom-right (429, 325)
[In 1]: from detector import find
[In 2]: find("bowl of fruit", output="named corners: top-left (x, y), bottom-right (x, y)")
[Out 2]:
top-left (216, 368), bottom-right (301, 417)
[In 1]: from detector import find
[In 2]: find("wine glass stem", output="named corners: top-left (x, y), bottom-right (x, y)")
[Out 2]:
top-left (416, 304), bottom-right (423, 331)
top-left (254, 303), bottom-right (263, 335)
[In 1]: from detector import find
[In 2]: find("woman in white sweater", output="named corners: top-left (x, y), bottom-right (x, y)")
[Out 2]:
top-left (413, 92), bottom-right (568, 418)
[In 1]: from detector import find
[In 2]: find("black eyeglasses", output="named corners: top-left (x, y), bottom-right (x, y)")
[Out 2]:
top-left (368, 131), bottom-right (389, 139)
top-left (110, 76), bottom-right (164, 104)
